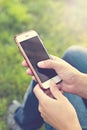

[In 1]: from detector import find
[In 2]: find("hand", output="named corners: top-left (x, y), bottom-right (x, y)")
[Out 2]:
top-left (22, 60), bottom-right (33, 76)
top-left (37, 55), bottom-right (87, 98)
top-left (22, 60), bottom-right (36, 80)
top-left (22, 55), bottom-right (87, 98)
top-left (34, 82), bottom-right (82, 130)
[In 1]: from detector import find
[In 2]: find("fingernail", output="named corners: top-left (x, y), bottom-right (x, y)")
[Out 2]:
top-left (38, 61), bottom-right (44, 67)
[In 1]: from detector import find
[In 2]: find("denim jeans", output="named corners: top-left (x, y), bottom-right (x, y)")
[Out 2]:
top-left (14, 46), bottom-right (87, 130)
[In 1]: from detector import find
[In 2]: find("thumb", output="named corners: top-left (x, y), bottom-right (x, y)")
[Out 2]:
top-left (33, 84), bottom-right (50, 103)
top-left (38, 59), bottom-right (61, 73)
top-left (50, 81), bottom-right (63, 99)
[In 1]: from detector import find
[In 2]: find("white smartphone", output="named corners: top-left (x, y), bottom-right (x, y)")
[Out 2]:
top-left (14, 30), bottom-right (61, 89)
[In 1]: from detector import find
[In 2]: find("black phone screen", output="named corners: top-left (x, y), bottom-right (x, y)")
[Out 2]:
top-left (20, 36), bottom-right (57, 82)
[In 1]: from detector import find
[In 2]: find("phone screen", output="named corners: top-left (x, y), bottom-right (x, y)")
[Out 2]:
top-left (20, 36), bottom-right (57, 83)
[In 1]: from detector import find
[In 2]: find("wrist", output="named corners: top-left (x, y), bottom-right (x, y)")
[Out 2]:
top-left (59, 122), bottom-right (82, 130)
top-left (67, 123), bottom-right (82, 130)
top-left (56, 125), bottom-right (82, 130)
top-left (55, 116), bottom-right (82, 130)
top-left (75, 72), bottom-right (87, 98)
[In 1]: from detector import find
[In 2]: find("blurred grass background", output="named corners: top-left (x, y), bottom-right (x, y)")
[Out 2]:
top-left (0, 0), bottom-right (87, 129)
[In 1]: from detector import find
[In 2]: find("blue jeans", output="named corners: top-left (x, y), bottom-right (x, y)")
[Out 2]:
top-left (14, 46), bottom-right (87, 130)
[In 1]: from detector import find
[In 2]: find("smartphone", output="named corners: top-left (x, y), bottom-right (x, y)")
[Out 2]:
top-left (14, 30), bottom-right (61, 89)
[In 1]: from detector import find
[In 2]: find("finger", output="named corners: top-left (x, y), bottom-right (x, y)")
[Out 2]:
top-left (32, 76), bottom-right (37, 81)
top-left (26, 68), bottom-right (33, 75)
top-left (38, 105), bottom-right (42, 113)
top-left (34, 85), bottom-right (45, 100)
top-left (50, 55), bottom-right (59, 60)
top-left (33, 85), bottom-right (50, 103)
top-left (50, 81), bottom-right (63, 99)
top-left (43, 88), bottom-right (54, 98)
top-left (22, 60), bottom-right (28, 67)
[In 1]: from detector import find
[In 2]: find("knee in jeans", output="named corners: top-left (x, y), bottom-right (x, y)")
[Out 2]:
top-left (62, 45), bottom-right (83, 60)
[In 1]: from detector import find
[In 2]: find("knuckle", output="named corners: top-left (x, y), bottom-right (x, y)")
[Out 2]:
top-left (38, 105), bottom-right (41, 112)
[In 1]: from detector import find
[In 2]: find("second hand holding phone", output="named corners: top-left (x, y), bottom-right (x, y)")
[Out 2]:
top-left (14, 30), bottom-right (61, 89)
